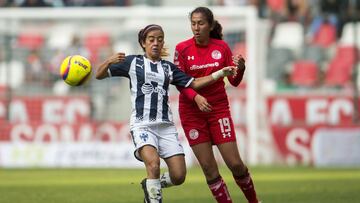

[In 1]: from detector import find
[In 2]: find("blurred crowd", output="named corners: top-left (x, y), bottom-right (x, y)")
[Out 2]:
top-left (0, 0), bottom-right (129, 7)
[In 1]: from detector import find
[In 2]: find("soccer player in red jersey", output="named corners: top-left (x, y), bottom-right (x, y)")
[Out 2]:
top-left (173, 7), bottom-right (260, 203)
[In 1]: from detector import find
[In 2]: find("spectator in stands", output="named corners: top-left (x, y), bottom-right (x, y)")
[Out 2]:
top-left (95, 24), bottom-right (236, 203)
top-left (94, 0), bottom-right (128, 6)
top-left (63, 0), bottom-right (90, 6)
top-left (20, 0), bottom-right (52, 7)
top-left (0, 0), bottom-right (16, 7)
top-left (285, 0), bottom-right (309, 25)
top-left (307, 0), bottom-right (346, 40)
top-left (339, 0), bottom-right (360, 36)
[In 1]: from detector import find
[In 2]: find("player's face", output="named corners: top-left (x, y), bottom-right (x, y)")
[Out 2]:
top-left (191, 12), bottom-right (211, 45)
top-left (142, 29), bottom-right (164, 61)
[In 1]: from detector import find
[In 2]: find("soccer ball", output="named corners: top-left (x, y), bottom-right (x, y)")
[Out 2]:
top-left (60, 55), bottom-right (92, 86)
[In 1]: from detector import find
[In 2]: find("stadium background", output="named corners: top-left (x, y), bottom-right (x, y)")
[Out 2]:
top-left (0, 0), bottom-right (360, 202)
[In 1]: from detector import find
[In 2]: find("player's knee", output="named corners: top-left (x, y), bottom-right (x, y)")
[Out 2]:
top-left (201, 163), bottom-right (219, 180)
top-left (146, 161), bottom-right (161, 176)
top-left (230, 163), bottom-right (248, 177)
top-left (171, 174), bottom-right (186, 185)
top-left (228, 162), bottom-right (244, 173)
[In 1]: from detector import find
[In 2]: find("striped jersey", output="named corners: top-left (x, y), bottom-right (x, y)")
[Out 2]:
top-left (108, 55), bottom-right (194, 128)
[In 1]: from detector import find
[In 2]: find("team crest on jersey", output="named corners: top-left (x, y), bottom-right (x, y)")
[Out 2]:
top-left (189, 129), bottom-right (199, 140)
top-left (139, 132), bottom-right (149, 142)
top-left (163, 63), bottom-right (170, 77)
top-left (211, 50), bottom-right (222, 60)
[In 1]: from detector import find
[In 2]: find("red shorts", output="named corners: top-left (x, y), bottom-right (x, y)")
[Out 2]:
top-left (179, 110), bottom-right (236, 146)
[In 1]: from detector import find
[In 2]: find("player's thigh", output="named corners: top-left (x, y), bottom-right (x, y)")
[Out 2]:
top-left (180, 113), bottom-right (210, 145)
top-left (131, 126), bottom-right (159, 161)
top-left (191, 142), bottom-right (220, 179)
top-left (208, 111), bottom-right (236, 144)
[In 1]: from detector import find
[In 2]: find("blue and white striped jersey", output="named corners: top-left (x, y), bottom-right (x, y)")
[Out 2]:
top-left (108, 55), bottom-right (194, 128)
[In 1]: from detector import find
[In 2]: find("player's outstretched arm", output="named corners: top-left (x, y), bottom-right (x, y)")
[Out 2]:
top-left (96, 52), bottom-right (126, 80)
top-left (190, 66), bottom-right (236, 90)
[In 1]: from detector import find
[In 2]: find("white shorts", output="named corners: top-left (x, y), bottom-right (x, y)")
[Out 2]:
top-left (130, 123), bottom-right (185, 161)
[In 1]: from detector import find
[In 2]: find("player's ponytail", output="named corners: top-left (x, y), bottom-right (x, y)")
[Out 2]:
top-left (190, 7), bottom-right (223, 40)
top-left (210, 20), bottom-right (223, 40)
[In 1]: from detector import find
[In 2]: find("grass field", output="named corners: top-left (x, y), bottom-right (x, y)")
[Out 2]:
top-left (0, 166), bottom-right (359, 203)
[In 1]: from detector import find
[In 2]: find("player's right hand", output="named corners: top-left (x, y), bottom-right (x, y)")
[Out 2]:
top-left (222, 66), bottom-right (237, 76)
top-left (194, 94), bottom-right (212, 112)
top-left (107, 52), bottom-right (126, 64)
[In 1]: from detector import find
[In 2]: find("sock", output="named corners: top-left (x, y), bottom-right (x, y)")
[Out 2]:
top-left (160, 172), bottom-right (173, 188)
top-left (207, 176), bottom-right (232, 203)
top-left (146, 179), bottom-right (162, 203)
top-left (233, 170), bottom-right (259, 203)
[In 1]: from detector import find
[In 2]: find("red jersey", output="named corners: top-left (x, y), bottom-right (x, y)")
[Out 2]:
top-left (174, 37), bottom-right (243, 113)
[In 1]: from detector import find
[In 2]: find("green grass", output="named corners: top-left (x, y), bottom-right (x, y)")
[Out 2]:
top-left (0, 166), bottom-right (359, 203)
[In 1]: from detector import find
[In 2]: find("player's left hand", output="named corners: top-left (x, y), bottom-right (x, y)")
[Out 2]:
top-left (194, 94), bottom-right (212, 112)
top-left (232, 54), bottom-right (246, 71)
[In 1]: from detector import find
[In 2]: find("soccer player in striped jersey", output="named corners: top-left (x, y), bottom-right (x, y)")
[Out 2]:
top-left (96, 24), bottom-right (236, 203)
top-left (173, 7), bottom-right (260, 203)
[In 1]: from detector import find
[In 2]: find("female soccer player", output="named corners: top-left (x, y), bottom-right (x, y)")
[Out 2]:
top-left (95, 24), bottom-right (236, 203)
top-left (173, 7), bottom-right (260, 203)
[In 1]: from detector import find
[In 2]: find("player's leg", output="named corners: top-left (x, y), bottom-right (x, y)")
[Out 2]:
top-left (139, 145), bottom-right (162, 203)
top-left (181, 112), bottom-right (232, 203)
top-left (191, 142), bottom-right (232, 203)
top-left (217, 142), bottom-right (259, 203)
top-left (209, 112), bottom-right (259, 203)
top-left (131, 127), bottom-right (162, 203)
top-left (161, 155), bottom-right (186, 188)
top-left (157, 123), bottom-right (186, 188)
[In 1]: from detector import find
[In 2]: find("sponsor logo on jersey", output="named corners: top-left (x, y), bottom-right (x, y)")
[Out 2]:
top-left (141, 83), bottom-right (153, 94)
top-left (190, 62), bottom-right (219, 70)
top-left (136, 63), bottom-right (144, 69)
top-left (211, 50), bottom-right (222, 60)
top-left (189, 129), bottom-right (199, 140)
top-left (141, 83), bottom-right (166, 96)
top-left (187, 56), bottom-right (195, 60)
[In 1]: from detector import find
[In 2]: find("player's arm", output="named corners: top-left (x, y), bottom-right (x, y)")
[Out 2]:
top-left (189, 66), bottom-right (237, 90)
top-left (173, 46), bottom-right (201, 100)
top-left (96, 52), bottom-right (126, 79)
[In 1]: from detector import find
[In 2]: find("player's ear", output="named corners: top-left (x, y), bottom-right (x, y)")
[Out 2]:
top-left (141, 41), bottom-right (146, 49)
top-left (210, 22), bottom-right (215, 31)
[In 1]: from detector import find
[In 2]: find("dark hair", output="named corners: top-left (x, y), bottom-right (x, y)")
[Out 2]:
top-left (190, 7), bottom-right (223, 40)
top-left (137, 24), bottom-right (169, 57)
